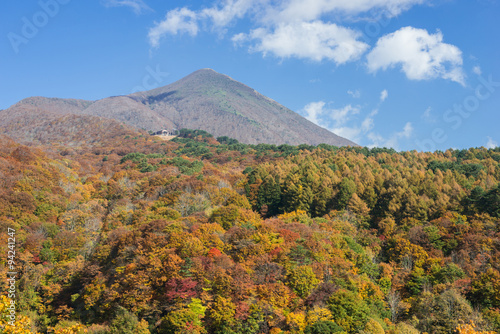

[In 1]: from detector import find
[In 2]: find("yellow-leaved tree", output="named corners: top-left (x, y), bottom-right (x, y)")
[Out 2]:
top-left (455, 322), bottom-right (495, 334)
top-left (0, 295), bottom-right (38, 333)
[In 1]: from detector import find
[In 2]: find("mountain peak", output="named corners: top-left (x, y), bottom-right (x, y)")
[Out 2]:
top-left (2, 69), bottom-right (357, 147)
top-left (187, 68), bottom-right (225, 78)
top-left (182, 67), bottom-right (238, 83)
top-left (127, 69), bottom-right (356, 146)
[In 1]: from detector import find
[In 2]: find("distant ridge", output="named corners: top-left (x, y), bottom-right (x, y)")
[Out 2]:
top-left (1, 69), bottom-right (357, 147)
top-left (0, 103), bottom-right (139, 146)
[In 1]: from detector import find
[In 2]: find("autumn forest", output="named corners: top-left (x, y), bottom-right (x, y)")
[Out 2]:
top-left (1, 128), bottom-right (500, 334)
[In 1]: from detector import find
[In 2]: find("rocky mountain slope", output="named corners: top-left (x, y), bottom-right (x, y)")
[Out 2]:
top-left (1, 69), bottom-right (356, 146)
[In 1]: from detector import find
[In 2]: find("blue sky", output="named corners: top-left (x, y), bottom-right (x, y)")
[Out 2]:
top-left (1, 0), bottom-right (499, 151)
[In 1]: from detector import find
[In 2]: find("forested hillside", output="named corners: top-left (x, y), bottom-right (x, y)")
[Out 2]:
top-left (1, 130), bottom-right (499, 334)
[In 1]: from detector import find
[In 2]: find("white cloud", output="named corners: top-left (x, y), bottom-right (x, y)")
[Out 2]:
top-left (201, 0), bottom-right (256, 28)
top-left (149, 0), bottom-right (260, 48)
top-left (347, 89), bottom-right (361, 98)
top-left (361, 109), bottom-right (378, 131)
top-left (303, 101), bottom-right (326, 125)
top-left (302, 101), bottom-right (373, 143)
top-left (486, 137), bottom-right (498, 149)
top-left (101, 0), bottom-right (151, 14)
top-left (400, 122), bottom-right (413, 138)
top-left (473, 65), bottom-right (482, 75)
top-left (232, 32), bottom-right (248, 44)
top-left (361, 116), bottom-right (374, 132)
top-left (332, 126), bottom-right (363, 142)
top-left (331, 104), bottom-right (360, 125)
top-left (302, 99), bottom-right (413, 149)
top-left (380, 89), bottom-right (388, 102)
top-left (148, 0), bottom-right (426, 64)
top-left (146, 2), bottom-right (463, 89)
top-left (366, 122), bottom-right (413, 149)
top-left (266, 0), bottom-right (427, 23)
top-left (148, 8), bottom-right (199, 47)
top-left (303, 101), bottom-right (361, 141)
top-left (337, 108), bottom-right (376, 143)
top-left (243, 21), bottom-right (369, 63)
top-left (330, 107), bottom-right (372, 143)
top-left (367, 26), bottom-right (465, 85)
top-left (303, 101), bottom-right (360, 127)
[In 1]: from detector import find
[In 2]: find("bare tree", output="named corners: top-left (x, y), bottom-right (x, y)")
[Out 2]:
top-left (387, 290), bottom-right (404, 322)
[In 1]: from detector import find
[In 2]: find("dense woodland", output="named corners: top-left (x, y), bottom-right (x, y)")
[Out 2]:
top-left (1, 128), bottom-right (500, 334)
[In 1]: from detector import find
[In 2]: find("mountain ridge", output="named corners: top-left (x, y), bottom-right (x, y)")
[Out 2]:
top-left (2, 69), bottom-right (357, 147)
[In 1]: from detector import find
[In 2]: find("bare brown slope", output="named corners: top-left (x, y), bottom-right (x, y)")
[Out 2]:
top-left (82, 96), bottom-right (176, 131)
top-left (0, 105), bottom-right (139, 146)
top-left (10, 96), bottom-right (92, 114)
top-left (7, 95), bottom-right (172, 132)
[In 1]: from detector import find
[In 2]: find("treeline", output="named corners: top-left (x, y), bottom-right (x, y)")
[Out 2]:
top-left (244, 148), bottom-right (500, 222)
top-left (0, 131), bottom-right (499, 334)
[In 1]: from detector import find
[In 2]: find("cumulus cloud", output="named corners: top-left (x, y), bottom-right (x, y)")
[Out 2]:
top-left (148, 0), bottom-right (426, 66)
top-left (486, 137), bottom-right (498, 149)
top-left (146, 1), bottom-right (463, 88)
top-left (242, 21), bottom-right (369, 63)
top-left (148, 8), bottom-right (199, 47)
top-left (101, 0), bottom-right (151, 14)
top-left (367, 26), bottom-right (465, 85)
top-left (380, 89), bottom-right (388, 102)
